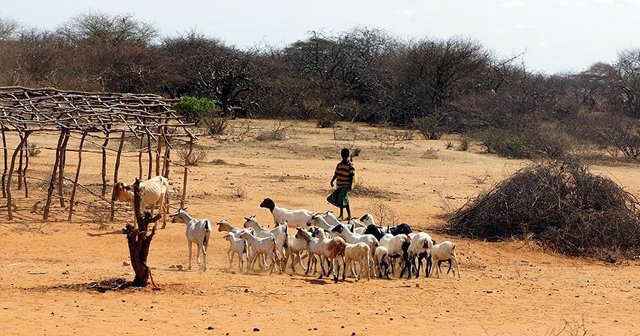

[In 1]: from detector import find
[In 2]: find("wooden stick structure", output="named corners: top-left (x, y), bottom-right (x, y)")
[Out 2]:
top-left (0, 86), bottom-right (197, 222)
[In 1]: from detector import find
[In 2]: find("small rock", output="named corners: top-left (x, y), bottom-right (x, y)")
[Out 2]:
top-left (389, 318), bottom-right (393, 321)
top-left (351, 333), bottom-right (356, 336)
top-left (62, 270), bottom-right (69, 275)
top-left (169, 265), bottom-right (176, 269)
top-left (176, 265), bottom-right (184, 270)
top-left (341, 326), bottom-right (345, 329)
top-left (123, 261), bottom-right (130, 266)
top-left (485, 290), bottom-right (493, 294)
top-left (253, 327), bottom-right (260, 332)
top-left (207, 326), bottom-right (214, 330)
top-left (415, 284), bottom-right (419, 288)
top-left (244, 288), bottom-right (250, 293)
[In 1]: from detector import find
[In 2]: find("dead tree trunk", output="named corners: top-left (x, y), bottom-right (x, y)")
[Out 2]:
top-left (180, 139), bottom-right (194, 208)
top-left (68, 132), bottom-right (87, 221)
top-left (43, 129), bottom-right (67, 220)
top-left (110, 131), bottom-right (126, 222)
top-left (22, 137), bottom-right (29, 198)
top-left (1, 127), bottom-right (7, 198)
top-left (58, 130), bottom-right (70, 207)
top-left (101, 129), bottom-right (110, 197)
top-left (124, 178), bottom-right (161, 287)
top-left (6, 131), bottom-right (30, 220)
top-left (17, 133), bottom-right (23, 190)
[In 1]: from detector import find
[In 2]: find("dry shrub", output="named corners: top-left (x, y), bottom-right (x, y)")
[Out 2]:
top-left (366, 200), bottom-right (399, 227)
top-left (458, 137), bottom-right (469, 151)
top-left (351, 181), bottom-right (395, 199)
top-left (422, 148), bottom-right (439, 159)
top-left (232, 185), bottom-right (247, 199)
top-left (202, 116), bottom-right (229, 135)
top-left (177, 144), bottom-right (209, 166)
top-left (445, 160), bottom-right (640, 261)
top-left (413, 115), bottom-right (444, 140)
top-left (256, 122), bottom-right (292, 141)
top-left (28, 142), bottom-right (42, 157)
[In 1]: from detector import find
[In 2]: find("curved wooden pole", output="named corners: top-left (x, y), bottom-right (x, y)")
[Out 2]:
top-left (6, 131), bottom-right (30, 220)
top-left (43, 129), bottom-right (67, 220)
top-left (68, 131), bottom-right (87, 221)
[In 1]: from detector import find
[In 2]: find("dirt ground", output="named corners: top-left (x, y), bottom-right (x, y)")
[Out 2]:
top-left (1, 119), bottom-right (640, 336)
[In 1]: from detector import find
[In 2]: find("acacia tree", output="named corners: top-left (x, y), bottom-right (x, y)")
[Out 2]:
top-left (385, 37), bottom-right (491, 125)
top-left (54, 12), bottom-right (167, 92)
top-left (161, 32), bottom-right (257, 117)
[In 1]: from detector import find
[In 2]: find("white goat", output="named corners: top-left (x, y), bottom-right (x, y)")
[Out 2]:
top-left (307, 213), bottom-right (337, 234)
top-left (238, 230), bottom-right (279, 274)
top-left (170, 208), bottom-right (211, 271)
top-left (324, 211), bottom-right (366, 234)
top-left (222, 231), bottom-right (248, 272)
top-left (216, 219), bottom-right (245, 235)
top-left (260, 198), bottom-right (313, 228)
top-left (330, 224), bottom-right (379, 276)
top-left (284, 230), bottom-right (309, 274)
top-left (112, 176), bottom-right (170, 228)
top-left (374, 246), bottom-right (391, 278)
top-left (344, 242), bottom-right (371, 281)
top-left (430, 241), bottom-right (460, 278)
top-left (243, 215), bottom-right (288, 269)
top-left (407, 232), bottom-right (434, 277)
top-left (295, 227), bottom-right (324, 275)
top-left (312, 228), bottom-right (347, 283)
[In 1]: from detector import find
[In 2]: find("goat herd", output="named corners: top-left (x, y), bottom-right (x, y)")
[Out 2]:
top-left (169, 197), bottom-right (460, 284)
top-left (111, 176), bottom-right (459, 284)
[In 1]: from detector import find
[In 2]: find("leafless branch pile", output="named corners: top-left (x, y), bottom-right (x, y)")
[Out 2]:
top-left (446, 160), bottom-right (640, 260)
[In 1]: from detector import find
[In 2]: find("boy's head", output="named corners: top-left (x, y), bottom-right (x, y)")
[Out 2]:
top-left (341, 148), bottom-right (350, 159)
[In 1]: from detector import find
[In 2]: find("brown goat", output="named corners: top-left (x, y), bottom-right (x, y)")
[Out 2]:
top-left (320, 235), bottom-right (347, 283)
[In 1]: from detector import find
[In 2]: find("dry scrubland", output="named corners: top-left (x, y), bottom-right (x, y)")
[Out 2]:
top-left (1, 119), bottom-right (640, 336)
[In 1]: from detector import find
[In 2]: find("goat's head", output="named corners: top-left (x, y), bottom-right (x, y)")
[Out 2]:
top-left (312, 227), bottom-right (324, 238)
top-left (170, 207), bottom-right (188, 223)
top-left (216, 219), bottom-right (229, 232)
top-left (331, 224), bottom-right (344, 233)
top-left (111, 182), bottom-right (131, 202)
top-left (306, 214), bottom-right (320, 226)
top-left (259, 198), bottom-right (275, 211)
top-left (243, 215), bottom-right (257, 228)
top-left (295, 227), bottom-right (309, 241)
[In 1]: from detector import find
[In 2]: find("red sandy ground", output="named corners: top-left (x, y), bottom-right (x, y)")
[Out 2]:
top-left (1, 120), bottom-right (639, 335)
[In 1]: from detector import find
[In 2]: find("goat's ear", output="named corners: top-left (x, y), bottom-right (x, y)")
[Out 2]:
top-left (244, 216), bottom-right (250, 221)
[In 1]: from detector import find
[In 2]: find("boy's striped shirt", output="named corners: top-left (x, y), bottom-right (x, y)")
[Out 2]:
top-left (335, 161), bottom-right (355, 187)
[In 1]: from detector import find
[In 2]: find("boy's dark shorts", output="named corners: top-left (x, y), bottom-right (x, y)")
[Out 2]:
top-left (327, 186), bottom-right (350, 207)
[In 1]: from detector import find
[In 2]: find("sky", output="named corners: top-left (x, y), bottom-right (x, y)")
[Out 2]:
top-left (2, 0), bottom-right (639, 74)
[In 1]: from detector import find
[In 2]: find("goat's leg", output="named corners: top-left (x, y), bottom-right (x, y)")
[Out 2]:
top-left (268, 251), bottom-right (276, 275)
top-left (249, 252), bottom-right (257, 271)
top-left (305, 253), bottom-right (313, 275)
top-left (297, 252), bottom-right (307, 273)
top-left (200, 243), bottom-right (207, 271)
top-left (332, 258), bottom-right (339, 283)
top-left (187, 242), bottom-right (193, 270)
top-left (365, 255), bottom-right (371, 281)
top-left (229, 251), bottom-right (235, 269)
top-left (452, 257), bottom-right (460, 278)
top-left (160, 197), bottom-right (167, 229)
top-left (196, 242), bottom-right (202, 265)
top-left (350, 260), bottom-right (359, 281)
top-left (318, 256), bottom-right (326, 279)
